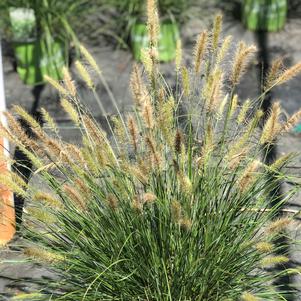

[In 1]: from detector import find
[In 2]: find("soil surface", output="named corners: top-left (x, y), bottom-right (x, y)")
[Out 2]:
top-left (1, 11), bottom-right (301, 300)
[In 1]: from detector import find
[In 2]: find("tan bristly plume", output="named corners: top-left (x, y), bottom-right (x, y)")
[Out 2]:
top-left (227, 147), bottom-right (249, 170)
top-left (237, 99), bottom-right (250, 124)
top-left (174, 129), bottom-right (183, 154)
top-left (141, 48), bottom-right (154, 77)
top-left (241, 292), bottom-right (259, 301)
top-left (3, 112), bottom-right (32, 146)
top-left (142, 96), bottom-right (154, 129)
top-left (24, 247), bottom-right (64, 263)
top-left (238, 160), bottom-right (261, 192)
top-left (79, 44), bottom-right (101, 76)
top-left (107, 193), bottom-right (118, 210)
top-left (260, 101), bottom-right (282, 144)
top-left (216, 35), bottom-right (232, 65)
top-left (212, 15), bottom-right (223, 52)
top-left (182, 66), bottom-right (190, 97)
top-left (33, 192), bottom-right (62, 209)
top-left (266, 217), bottom-right (291, 234)
top-left (178, 172), bottom-right (192, 195)
top-left (282, 110), bottom-right (301, 132)
top-left (83, 115), bottom-right (107, 146)
top-left (231, 109), bottom-right (263, 155)
top-left (128, 115), bottom-right (138, 153)
top-left (206, 68), bottom-right (224, 112)
top-left (41, 108), bottom-right (58, 134)
top-left (13, 105), bottom-right (42, 131)
top-left (261, 255), bottom-right (289, 267)
top-left (0, 172), bottom-right (26, 197)
top-left (265, 57), bottom-right (283, 90)
top-left (145, 135), bottom-right (161, 167)
top-left (61, 99), bottom-right (79, 125)
top-left (229, 94), bottom-right (238, 118)
top-left (65, 144), bottom-right (86, 166)
top-left (175, 39), bottom-right (182, 72)
top-left (231, 42), bottom-right (257, 86)
top-left (171, 200), bottom-right (182, 223)
top-left (274, 61), bottom-right (301, 86)
top-left (27, 207), bottom-right (56, 223)
top-left (157, 97), bottom-right (175, 146)
top-left (63, 184), bottom-right (86, 210)
top-left (147, 0), bottom-right (160, 47)
top-left (269, 153), bottom-right (292, 170)
top-left (130, 64), bottom-right (146, 107)
top-left (194, 31), bottom-right (208, 74)
top-left (112, 116), bottom-right (126, 144)
top-left (142, 192), bottom-right (157, 203)
top-left (44, 75), bottom-right (69, 95)
top-left (44, 138), bottom-right (65, 159)
top-left (62, 67), bottom-right (76, 97)
top-left (75, 60), bottom-right (94, 89)
top-left (255, 241), bottom-right (273, 253)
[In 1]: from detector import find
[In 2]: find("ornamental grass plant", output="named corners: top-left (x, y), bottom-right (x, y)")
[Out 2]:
top-left (2, 0), bottom-right (301, 300)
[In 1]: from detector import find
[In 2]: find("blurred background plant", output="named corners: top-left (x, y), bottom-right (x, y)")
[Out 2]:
top-left (0, 0), bottom-right (92, 85)
top-left (99, 0), bottom-right (216, 60)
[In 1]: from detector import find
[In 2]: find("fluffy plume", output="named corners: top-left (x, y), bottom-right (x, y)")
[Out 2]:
top-left (266, 217), bottom-right (291, 234)
top-left (275, 61), bottom-right (301, 86)
top-left (24, 247), bottom-right (64, 263)
top-left (265, 57), bottom-right (284, 90)
top-left (61, 99), bottom-right (79, 125)
top-left (261, 256), bottom-right (289, 267)
top-left (260, 102), bottom-right (282, 144)
top-left (194, 31), bottom-right (208, 74)
top-left (145, 135), bottom-right (161, 168)
top-left (62, 67), bottom-right (76, 97)
top-left (141, 48), bottom-right (154, 77)
top-left (142, 96), bottom-right (154, 129)
top-left (142, 192), bottom-right (157, 203)
top-left (212, 14), bottom-right (223, 51)
top-left (282, 110), bottom-right (301, 132)
top-left (216, 35), bottom-right (232, 65)
top-left (147, 0), bottom-right (160, 47)
top-left (130, 64), bottom-right (146, 107)
top-left (237, 99), bottom-right (250, 124)
top-left (44, 75), bottom-right (69, 95)
top-left (171, 200), bottom-right (182, 222)
top-left (175, 39), bottom-right (183, 71)
top-left (239, 160), bottom-right (261, 192)
top-left (182, 67), bottom-right (190, 97)
top-left (255, 242), bottom-right (273, 253)
top-left (63, 184), bottom-right (86, 210)
top-left (241, 292), bottom-right (259, 301)
top-left (75, 60), bottom-right (94, 89)
top-left (231, 42), bottom-right (256, 86)
top-left (128, 115), bottom-right (139, 153)
top-left (33, 192), bottom-right (62, 209)
top-left (41, 108), bottom-right (58, 134)
top-left (79, 44), bottom-right (101, 75)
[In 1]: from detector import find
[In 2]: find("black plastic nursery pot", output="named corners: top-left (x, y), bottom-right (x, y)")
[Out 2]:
top-left (131, 21), bottom-right (179, 62)
top-left (242, 0), bottom-right (287, 32)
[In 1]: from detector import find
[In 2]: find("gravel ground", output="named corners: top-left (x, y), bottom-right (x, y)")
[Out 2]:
top-left (1, 14), bottom-right (301, 300)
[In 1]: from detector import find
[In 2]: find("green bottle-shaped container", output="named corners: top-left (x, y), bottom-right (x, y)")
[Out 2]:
top-left (9, 8), bottom-right (65, 85)
top-left (243, 0), bottom-right (287, 32)
top-left (131, 22), bottom-right (179, 62)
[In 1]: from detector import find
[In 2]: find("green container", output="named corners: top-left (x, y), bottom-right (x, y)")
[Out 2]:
top-left (243, 0), bottom-right (287, 32)
top-left (9, 7), bottom-right (65, 85)
top-left (13, 40), bottom-right (65, 85)
top-left (131, 22), bottom-right (179, 62)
